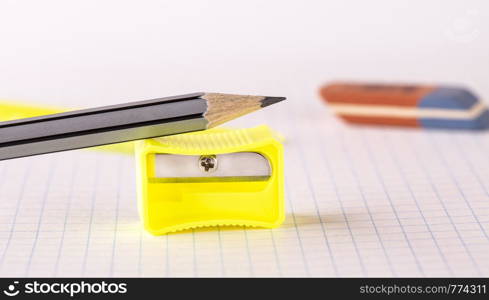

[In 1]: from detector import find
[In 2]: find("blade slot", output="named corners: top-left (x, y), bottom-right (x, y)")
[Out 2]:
top-left (154, 152), bottom-right (271, 179)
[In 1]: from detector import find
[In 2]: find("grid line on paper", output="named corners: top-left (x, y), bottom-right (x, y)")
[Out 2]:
top-left (382, 132), bottom-right (453, 276)
top-left (451, 135), bottom-right (489, 234)
top-left (165, 233), bottom-right (170, 277)
top-left (358, 131), bottom-right (425, 276)
top-left (1, 101), bottom-right (489, 277)
top-left (137, 227), bottom-right (143, 277)
top-left (216, 227), bottom-right (226, 277)
top-left (53, 156), bottom-right (79, 277)
top-left (453, 136), bottom-right (489, 197)
top-left (109, 156), bottom-right (124, 277)
top-left (192, 229), bottom-right (197, 277)
top-left (25, 157), bottom-right (56, 276)
top-left (429, 134), bottom-right (489, 242)
top-left (283, 181), bottom-right (311, 277)
top-left (286, 106), bottom-right (338, 277)
top-left (322, 128), bottom-right (396, 277)
top-left (310, 132), bottom-right (368, 277)
top-left (242, 227), bottom-right (254, 277)
top-left (296, 149), bottom-right (343, 275)
top-left (269, 229), bottom-right (283, 277)
top-left (0, 159), bottom-right (33, 271)
top-left (80, 156), bottom-right (101, 277)
top-left (404, 132), bottom-right (484, 276)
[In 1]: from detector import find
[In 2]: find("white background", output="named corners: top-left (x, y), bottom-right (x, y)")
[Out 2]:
top-left (0, 0), bottom-right (487, 108)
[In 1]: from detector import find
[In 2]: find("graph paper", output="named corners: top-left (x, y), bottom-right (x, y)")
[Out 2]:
top-left (1, 99), bottom-right (489, 277)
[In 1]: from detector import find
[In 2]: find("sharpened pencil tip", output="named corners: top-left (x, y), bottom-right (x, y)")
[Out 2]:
top-left (203, 93), bottom-right (287, 128)
top-left (260, 96), bottom-right (286, 108)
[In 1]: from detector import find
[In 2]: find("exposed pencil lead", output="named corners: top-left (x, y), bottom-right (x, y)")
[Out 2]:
top-left (260, 96), bottom-right (286, 108)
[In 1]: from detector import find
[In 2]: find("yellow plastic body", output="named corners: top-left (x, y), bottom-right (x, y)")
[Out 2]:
top-left (0, 100), bottom-right (133, 154)
top-left (135, 125), bottom-right (285, 235)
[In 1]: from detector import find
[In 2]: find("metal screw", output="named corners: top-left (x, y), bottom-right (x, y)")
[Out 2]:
top-left (199, 155), bottom-right (217, 173)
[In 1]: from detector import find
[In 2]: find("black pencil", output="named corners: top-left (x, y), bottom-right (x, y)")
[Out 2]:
top-left (0, 92), bottom-right (285, 161)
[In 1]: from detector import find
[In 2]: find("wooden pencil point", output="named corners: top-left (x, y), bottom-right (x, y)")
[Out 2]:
top-left (202, 93), bottom-right (286, 128)
top-left (0, 92), bottom-right (286, 160)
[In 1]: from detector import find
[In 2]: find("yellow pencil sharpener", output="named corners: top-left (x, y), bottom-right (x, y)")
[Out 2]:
top-left (135, 125), bottom-right (285, 235)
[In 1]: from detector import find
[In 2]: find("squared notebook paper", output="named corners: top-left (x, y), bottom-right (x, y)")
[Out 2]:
top-left (0, 98), bottom-right (489, 277)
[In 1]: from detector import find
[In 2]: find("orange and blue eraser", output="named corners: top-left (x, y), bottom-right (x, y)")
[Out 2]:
top-left (320, 82), bottom-right (489, 130)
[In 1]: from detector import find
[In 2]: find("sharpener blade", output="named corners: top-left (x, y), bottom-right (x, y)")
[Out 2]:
top-left (153, 152), bottom-right (271, 182)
